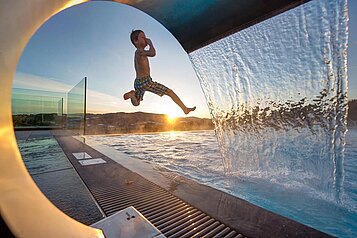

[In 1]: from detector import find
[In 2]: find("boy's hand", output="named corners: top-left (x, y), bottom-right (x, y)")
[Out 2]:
top-left (141, 37), bottom-right (156, 57)
top-left (145, 38), bottom-right (152, 45)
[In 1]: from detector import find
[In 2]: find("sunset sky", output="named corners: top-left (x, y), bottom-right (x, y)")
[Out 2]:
top-left (13, 1), bottom-right (357, 118)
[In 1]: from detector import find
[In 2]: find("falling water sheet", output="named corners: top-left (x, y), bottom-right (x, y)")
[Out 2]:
top-left (190, 0), bottom-right (348, 203)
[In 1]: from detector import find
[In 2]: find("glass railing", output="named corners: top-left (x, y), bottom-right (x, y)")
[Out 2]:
top-left (12, 88), bottom-right (65, 129)
top-left (67, 77), bottom-right (87, 135)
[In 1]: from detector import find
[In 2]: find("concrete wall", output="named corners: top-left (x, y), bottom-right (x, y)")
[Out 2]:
top-left (0, 1), bottom-right (105, 237)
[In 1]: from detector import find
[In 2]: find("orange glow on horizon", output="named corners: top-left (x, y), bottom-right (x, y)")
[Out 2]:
top-left (166, 114), bottom-right (177, 124)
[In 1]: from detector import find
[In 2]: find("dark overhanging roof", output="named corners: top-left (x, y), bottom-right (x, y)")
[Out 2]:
top-left (112, 0), bottom-right (310, 53)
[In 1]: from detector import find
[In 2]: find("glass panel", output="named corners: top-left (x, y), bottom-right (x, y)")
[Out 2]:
top-left (67, 77), bottom-right (87, 135)
top-left (57, 98), bottom-right (63, 116)
top-left (12, 88), bottom-right (65, 129)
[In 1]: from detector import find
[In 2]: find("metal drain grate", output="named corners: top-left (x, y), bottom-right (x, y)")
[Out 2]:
top-left (90, 180), bottom-right (246, 238)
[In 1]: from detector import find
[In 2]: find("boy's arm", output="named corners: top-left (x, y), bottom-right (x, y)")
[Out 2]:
top-left (138, 38), bottom-right (156, 57)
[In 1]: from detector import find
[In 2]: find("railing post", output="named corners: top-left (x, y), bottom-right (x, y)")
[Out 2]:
top-left (83, 77), bottom-right (87, 135)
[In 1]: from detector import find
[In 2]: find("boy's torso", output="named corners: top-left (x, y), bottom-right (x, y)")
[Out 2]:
top-left (135, 50), bottom-right (150, 78)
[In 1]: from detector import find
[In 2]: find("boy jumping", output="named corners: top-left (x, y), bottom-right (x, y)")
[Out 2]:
top-left (123, 30), bottom-right (196, 115)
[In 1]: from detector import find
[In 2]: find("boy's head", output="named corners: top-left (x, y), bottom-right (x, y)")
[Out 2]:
top-left (130, 30), bottom-right (145, 48)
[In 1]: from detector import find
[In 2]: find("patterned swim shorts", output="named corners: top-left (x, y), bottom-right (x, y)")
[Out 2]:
top-left (134, 76), bottom-right (170, 101)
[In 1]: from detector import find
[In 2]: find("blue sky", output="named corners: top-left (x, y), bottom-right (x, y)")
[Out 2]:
top-left (14, 1), bottom-right (357, 118)
top-left (15, 1), bottom-right (208, 118)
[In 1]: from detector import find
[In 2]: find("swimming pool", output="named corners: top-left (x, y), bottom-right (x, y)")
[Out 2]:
top-left (87, 128), bottom-right (357, 238)
top-left (17, 135), bottom-right (103, 224)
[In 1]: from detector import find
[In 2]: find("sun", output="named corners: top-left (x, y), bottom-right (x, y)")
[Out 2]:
top-left (166, 114), bottom-right (177, 124)
top-left (161, 102), bottom-right (182, 124)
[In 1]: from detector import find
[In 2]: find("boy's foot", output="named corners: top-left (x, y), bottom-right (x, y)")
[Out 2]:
top-left (184, 106), bottom-right (196, 115)
top-left (130, 96), bottom-right (139, 106)
top-left (123, 90), bottom-right (134, 100)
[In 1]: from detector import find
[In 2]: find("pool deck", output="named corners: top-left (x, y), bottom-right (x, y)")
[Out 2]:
top-left (17, 130), bottom-right (332, 238)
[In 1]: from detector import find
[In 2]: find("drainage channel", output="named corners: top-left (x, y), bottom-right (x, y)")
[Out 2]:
top-left (90, 180), bottom-right (245, 238)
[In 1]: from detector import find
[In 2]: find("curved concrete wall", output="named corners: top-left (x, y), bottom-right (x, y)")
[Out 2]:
top-left (111, 0), bottom-right (309, 52)
top-left (0, 1), bottom-right (106, 237)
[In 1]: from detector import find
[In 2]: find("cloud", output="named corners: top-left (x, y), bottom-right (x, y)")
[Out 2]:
top-left (87, 89), bottom-right (135, 114)
top-left (13, 72), bottom-right (72, 92)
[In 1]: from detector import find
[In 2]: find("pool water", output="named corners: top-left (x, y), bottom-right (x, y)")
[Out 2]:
top-left (87, 128), bottom-right (357, 238)
top-left (17, 137), bottom-right (103, 224)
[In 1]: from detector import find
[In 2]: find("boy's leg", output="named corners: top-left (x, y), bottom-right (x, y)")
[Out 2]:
top-left (165, 89), bottom-right (196, 115)
top-left (144, 79), bottom-right (195, 114)
top-left (123, 90), bottom-right (139, 106)
top-left (131, 96), bottom-right (139, 106)
top-left (123, 90), bottom-right (134, 100)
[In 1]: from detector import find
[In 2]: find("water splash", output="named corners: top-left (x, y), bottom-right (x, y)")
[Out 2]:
top-left (189, 0), bottom-right (348, 198)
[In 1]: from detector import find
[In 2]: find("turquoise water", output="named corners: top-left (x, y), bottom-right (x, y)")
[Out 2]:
top-left (87, 128), bottom-right (357, 238)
